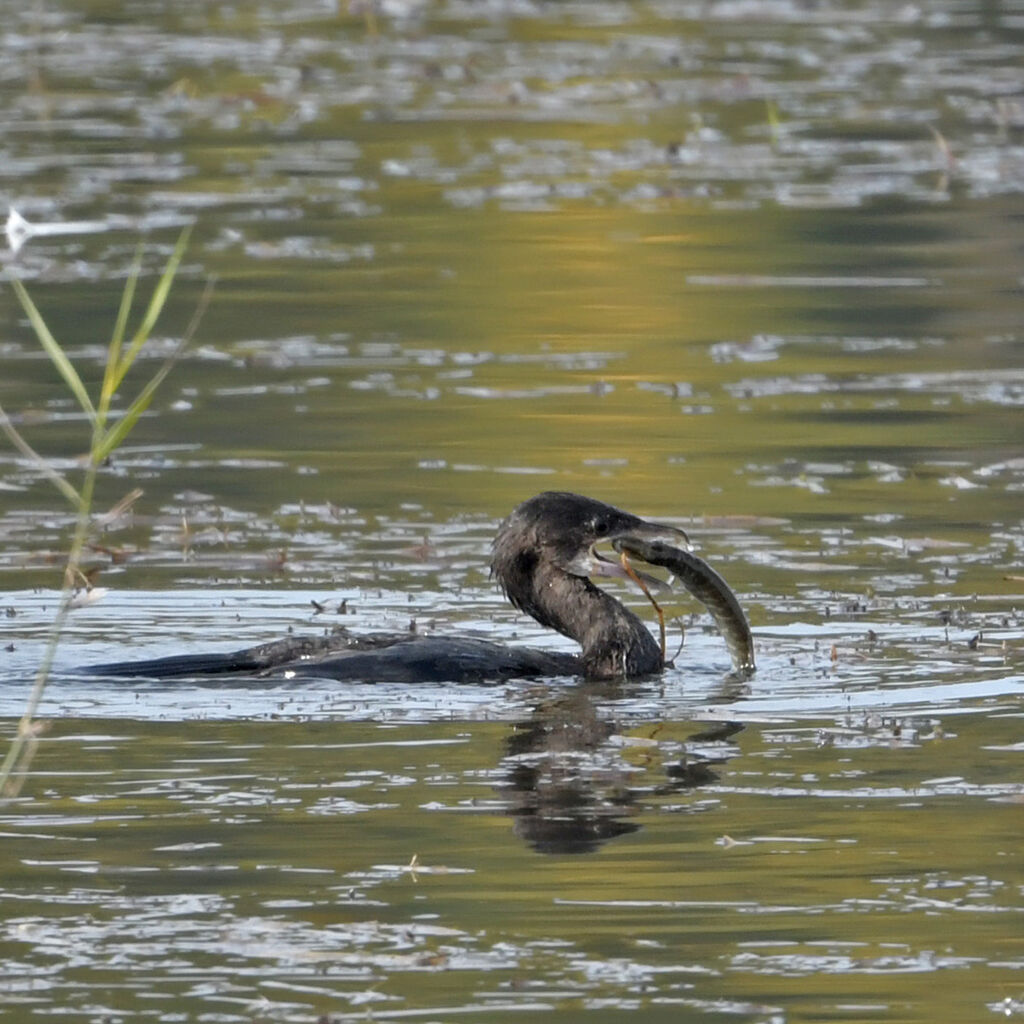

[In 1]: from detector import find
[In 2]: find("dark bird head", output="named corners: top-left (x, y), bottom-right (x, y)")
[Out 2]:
top-left (490, 492), bottom-right (689, 677)
top-left (491, 491), bottom-right (688, 600)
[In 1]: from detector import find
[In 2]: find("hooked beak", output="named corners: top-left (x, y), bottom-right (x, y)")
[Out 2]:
top-left (564, 520), bottom-right (692, 594)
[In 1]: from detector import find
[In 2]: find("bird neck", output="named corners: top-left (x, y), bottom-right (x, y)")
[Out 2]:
top-left (530, 568), bottom-right (663, 680)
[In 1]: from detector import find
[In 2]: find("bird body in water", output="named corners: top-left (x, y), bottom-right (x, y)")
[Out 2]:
top-left (86, 492), bottom-right (754, 683)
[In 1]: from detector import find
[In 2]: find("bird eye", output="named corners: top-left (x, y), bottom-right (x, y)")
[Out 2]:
top-left (592, 517), bottom-right (610, 537)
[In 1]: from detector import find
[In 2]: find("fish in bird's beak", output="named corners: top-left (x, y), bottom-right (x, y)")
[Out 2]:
top-left (565, 519), bottom-right (692, 594)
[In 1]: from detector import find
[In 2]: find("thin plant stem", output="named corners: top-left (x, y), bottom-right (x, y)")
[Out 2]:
top-left (619, 549), bottom-right (667, 662)
top-left (0, 460), bottom-right (98, 796)
top-left (0, 227), bottom-right (203, 798)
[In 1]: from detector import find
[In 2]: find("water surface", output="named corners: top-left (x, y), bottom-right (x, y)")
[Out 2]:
top-left (1, 1), bottom-right (1022, 1021)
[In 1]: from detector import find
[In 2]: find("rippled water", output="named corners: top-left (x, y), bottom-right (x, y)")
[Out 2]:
top-left (1, 1), bottom-right (1023, 1022)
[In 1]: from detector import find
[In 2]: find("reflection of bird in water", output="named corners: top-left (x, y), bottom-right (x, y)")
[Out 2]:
top-left (500, 690), bottom-right (742, 855)
top-left (88, 491), bottom-right (752, 683)
top-left (501, 689), bottom-right (642, 855)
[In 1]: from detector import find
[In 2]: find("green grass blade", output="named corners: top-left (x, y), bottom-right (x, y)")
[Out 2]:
top-left (0, 399), bottom-right (81, 506)
top-left (96, 267), bottom-right (212, 467)
top-left (101, 245), bottom-right (144, 414)
top-left (766, 99), bottom-right (781, 149)
top-left (111, 225), bottom-right (192, 393)
top-left (93, 357), bottom-right (177, 465)
top-left (11, 279), bottom-right (96, 424)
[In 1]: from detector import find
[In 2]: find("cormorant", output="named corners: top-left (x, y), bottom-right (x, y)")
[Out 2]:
top-left (85, 491), bottom-right (753, 683)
